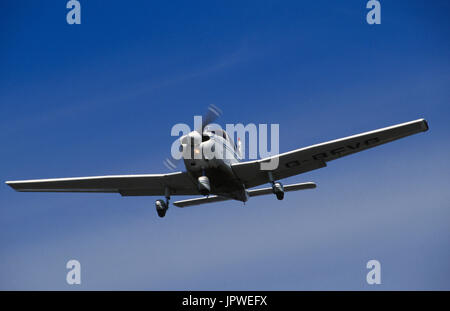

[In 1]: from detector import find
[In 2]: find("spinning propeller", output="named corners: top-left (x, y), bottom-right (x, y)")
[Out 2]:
top-left (163, 104), bottom-right (222, 171)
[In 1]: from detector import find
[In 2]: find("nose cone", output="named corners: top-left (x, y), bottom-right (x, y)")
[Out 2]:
top-left (182, 131), bottom-right (201, 146)
top-left (180, 131), bottom-right (202, 161)
top-left (180, 134), bottom-right (189, 145)
top-left (201, 139), bottom-right (215, 160)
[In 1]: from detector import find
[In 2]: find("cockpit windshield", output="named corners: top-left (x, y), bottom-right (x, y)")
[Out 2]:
top-left (208, 128), bottom-right (235, 149)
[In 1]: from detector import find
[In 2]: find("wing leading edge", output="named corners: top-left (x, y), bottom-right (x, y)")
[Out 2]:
top-left (231, 119), bottom-right (429, 189)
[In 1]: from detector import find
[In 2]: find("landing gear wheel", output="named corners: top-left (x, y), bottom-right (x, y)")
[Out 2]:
top-left (276, 191), bottom-right (284, 200)
top-left (155, 199), bottom-right (168, 218)
top-left (272, 182), bottom-right (285, 200)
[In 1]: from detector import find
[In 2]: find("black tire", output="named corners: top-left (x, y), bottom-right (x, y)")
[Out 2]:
top-left (157, 209), bottom-right (166, 218)
top-left (276, 192), bottom-right (284, 200)
top-left (155, 199), bottom-right (168, 218)
top-left (272, 182), bottom-right (284, 200)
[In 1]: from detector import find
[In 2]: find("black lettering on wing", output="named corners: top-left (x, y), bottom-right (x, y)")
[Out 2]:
top-left (312, 152), bottom-right (327, 160)
top-left (365, 137), bottom-right (380, 146)
top-left (330, 147), bottom-right (346, 156)
top-left (285, 160), bottom-right (300, 168)
top-left (346, 142), bottom-right (360, 150)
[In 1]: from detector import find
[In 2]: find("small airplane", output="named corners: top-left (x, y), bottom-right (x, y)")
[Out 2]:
top-left (6, 106), bottom-right (429, 217)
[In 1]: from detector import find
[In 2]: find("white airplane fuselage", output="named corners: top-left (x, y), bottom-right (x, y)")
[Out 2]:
top-left (180, 129), bottom-right (248, 202)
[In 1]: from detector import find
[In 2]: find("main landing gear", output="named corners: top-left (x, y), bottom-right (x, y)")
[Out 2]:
top-left (272, 182), bottom-right (284, 200)
top-left (268, 172), bottom-right (284, 200)
top-left (155, 199), bottom-right (168, 217)
top-left (155, 187), bottom-right (170, 218)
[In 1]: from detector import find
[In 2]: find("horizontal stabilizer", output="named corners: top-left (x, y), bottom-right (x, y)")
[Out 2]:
top-left (173, 182), bottom-right (316, 207)
top-left (173, 195), bottom-right (230, 207)
top-left (247, 182), bottom-right (316, 197)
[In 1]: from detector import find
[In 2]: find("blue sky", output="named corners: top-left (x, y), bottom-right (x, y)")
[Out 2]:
top-left (0, 0), bottom-right (449, 290)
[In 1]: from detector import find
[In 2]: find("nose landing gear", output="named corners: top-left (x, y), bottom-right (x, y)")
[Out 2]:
top-left (198, 175), bottom-right (211, 196)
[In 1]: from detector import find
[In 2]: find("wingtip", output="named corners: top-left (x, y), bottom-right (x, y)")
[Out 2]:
top-left (5, 181), bottom-right (19, 191)
top-left (422, 119), bottom-right (429, 132)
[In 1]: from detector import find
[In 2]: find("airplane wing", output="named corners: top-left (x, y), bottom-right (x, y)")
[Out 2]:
top-left (174, 182), bottom-right (316, 207)
top-left (5, 171), bottom-right (200, 196)
top-left (231, 119), bottom-right (429, 189)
